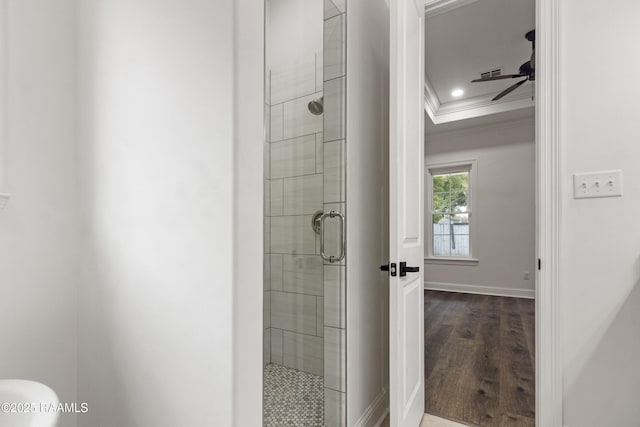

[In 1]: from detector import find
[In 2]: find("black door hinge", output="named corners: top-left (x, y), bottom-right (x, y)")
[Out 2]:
top-left (538, 258), bottom-right (541, 270)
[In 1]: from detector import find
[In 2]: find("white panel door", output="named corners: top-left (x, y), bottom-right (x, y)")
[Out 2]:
top-left (389, 0), bottom-right (425, 426)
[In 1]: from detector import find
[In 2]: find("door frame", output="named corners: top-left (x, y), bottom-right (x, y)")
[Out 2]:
top-left (233, 0), bottom-right (563, 425)
top-left (533, 0), bottom-right (562, 426)
top-left (419, 0), bottom-right (563, 426)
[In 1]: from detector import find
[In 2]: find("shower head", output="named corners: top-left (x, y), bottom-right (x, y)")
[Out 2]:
top-left (308, 97), bottom-right (323, 115)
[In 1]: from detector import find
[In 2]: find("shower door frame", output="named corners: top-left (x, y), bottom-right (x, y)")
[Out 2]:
top-left (260, 0), bottom-right (349, 425)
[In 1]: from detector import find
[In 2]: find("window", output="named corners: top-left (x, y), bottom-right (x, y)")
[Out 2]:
top-left (426, 161), bottom-right (477, 263)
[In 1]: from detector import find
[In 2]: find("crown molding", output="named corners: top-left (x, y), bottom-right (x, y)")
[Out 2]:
top-left (424, 82), bottom-right (535, 125)
top-left (423, 75), bottom-right (440, 123)
top-left (421, 0), bottom-right (534, 125)
top-left (424, 0), bottom-right (478, 18)
top-left (438, 89), bottom-right (532, 114)
top-left (426, 114), bottom-right (535, 138)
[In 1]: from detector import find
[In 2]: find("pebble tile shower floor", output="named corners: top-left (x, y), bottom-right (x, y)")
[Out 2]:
top-left (263, 364), bottom-right (324, 426)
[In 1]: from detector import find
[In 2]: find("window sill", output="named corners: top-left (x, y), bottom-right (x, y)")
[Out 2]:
top-left (424, 257), bottom-right (479, 266)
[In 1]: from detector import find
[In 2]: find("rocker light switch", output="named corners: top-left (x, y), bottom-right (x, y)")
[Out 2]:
top-left (573, 170), bottom-right (623, 199)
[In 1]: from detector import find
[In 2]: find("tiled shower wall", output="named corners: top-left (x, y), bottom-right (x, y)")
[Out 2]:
top-left (264, 49), bottom-right (326, 377)
top-left (264, 0), bottom-right (346, 424)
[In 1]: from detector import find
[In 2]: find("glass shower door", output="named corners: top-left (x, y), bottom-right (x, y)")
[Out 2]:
top-left (263, 0), bottom-right (347, 426)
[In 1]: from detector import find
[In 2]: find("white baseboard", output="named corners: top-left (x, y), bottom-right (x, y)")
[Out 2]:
top-left (354, 388), bottom-right (388, 427)
top-left (424, 281), bottom-right (535, 299)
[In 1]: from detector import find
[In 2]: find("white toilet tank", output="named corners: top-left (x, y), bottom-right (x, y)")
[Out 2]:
top-left (0, 380), bottom-right (59, 427)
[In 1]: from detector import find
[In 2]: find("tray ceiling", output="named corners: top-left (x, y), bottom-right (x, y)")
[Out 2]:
top-left (424, 0), bottom-right (535, 124)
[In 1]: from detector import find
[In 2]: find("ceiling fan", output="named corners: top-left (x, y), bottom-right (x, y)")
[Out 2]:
top-left (471, 29), bottom-right (535, 101)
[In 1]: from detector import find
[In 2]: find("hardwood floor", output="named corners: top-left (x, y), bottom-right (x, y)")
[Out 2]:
top-left (424, 290), bottom-right (535, 427)
top-left (381, 413), bottom-right (468, 427)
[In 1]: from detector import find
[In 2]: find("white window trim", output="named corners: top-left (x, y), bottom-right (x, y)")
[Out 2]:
top-left (425, 159), bottom-right (478, 264)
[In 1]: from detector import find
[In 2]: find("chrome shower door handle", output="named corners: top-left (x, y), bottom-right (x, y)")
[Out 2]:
top-left (320, 210), bottom-right (345, 263)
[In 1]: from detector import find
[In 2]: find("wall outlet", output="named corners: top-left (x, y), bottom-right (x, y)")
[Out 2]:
top-left (523, 271), bottom-right (530, 280)
top-left (573, 169), bottom-right (623, 199)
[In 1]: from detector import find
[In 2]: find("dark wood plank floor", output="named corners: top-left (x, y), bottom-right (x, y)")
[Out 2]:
top-left (424, 290), bottom-right (535, 427)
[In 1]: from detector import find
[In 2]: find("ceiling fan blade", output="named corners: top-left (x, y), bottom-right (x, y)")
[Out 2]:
top-left (471, 74), bottom-right (526, 83)
top-left (530, 47), bottom-right (536, 70)
top-left (492, 78), bottom-right (528, 101)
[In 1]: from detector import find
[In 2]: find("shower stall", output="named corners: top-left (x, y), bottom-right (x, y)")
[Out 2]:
top-left (263, 0), bottom-right (389, 425)
top-left (263, 1), bottom-right (346, 425)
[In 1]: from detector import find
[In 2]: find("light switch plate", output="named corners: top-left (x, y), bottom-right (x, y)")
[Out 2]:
top-left (573, 170), bottom-right (623, 199)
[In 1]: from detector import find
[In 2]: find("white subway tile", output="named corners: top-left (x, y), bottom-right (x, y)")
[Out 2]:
top-left (263, 141), bottom-right (270, 179)
top-left (324, 14), bottom-right (346, 81)
top-left (325, 388), bottom-right (346, 427)
top-left (283, 174), bottom-right (323, 215)
top-left (270, 57), bottom-right (316, 105)
top-left (265, 70), bottom-right (271, 105)
top-left (323, 77), bottom-right (345, 141)
top-left (270, 328), bottom-right (283, 365)
top-left (270, 254), bottom-right (283, 292)
top-left (264, 106), bottom-right (271, 145)
top-left (263, 328), bottom-right (270, 366)
top-left (315, 133), bottom-right (324, 173)
top-left (316, 52), bottom-right (324, 93)
top-left (270, 215), bottom-right (317, 255)
top-left (270, 179), bottom-right (283, 216)
top-left (324, 0), bottom-right (342, 20)
top-left (283, 92), bottom-right (324, 140)
top-left (270, 291), bottom-right (318, 335)
top-left (332, 0), bottom-right (345, 13)
top-left (264, 254), bottom-right (270, 291)
top-left (283, 331), bottom-right (324, 376)
top-left (264, 291), bottom-right (271, 328)
top-left (316, 297), bottom-right (324, 337)
top-left (324, 327), bottom-right (346, 392)
top-left (271, 135), bottom-right (317, 179)
top-left (270, 103), bottom-right (284, 142)
top-left (264, 217), bottom-right (271, 254)
top-left (264, 178), bottom-right (270, 216)
top-left (324, 265), bottom-right (345, 328)
top-left (324, 141), bottom-right (345, 203)
top-left (283, 255), bottom-right (324, 296)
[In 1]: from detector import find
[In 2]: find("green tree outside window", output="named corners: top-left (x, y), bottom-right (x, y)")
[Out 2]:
top-left (432, 172), bottom-right (468, 223)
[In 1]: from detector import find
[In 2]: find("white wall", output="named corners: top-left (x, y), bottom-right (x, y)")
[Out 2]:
top-left (0, 2), bottom-right (78, 427)
top-left (560, 1), bottom-right (640, 425)
top-left (8, 2), bottom-right (639, 427)
top-left (346, 0), bottom-right (390, 424)
top-left (267, 0), bottom-right (323, 69)
top-left (233, 0), bottom-right (264, 424)
top-left (424, 117), bottom-right (536, 298)
top-left (0, 1), bottom-right (6, 191)
top-left (76, 1), bottom-right (235, 425)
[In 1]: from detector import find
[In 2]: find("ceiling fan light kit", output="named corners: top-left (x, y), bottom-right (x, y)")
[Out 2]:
top-left (472, 29), bottom-right (535, 101)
